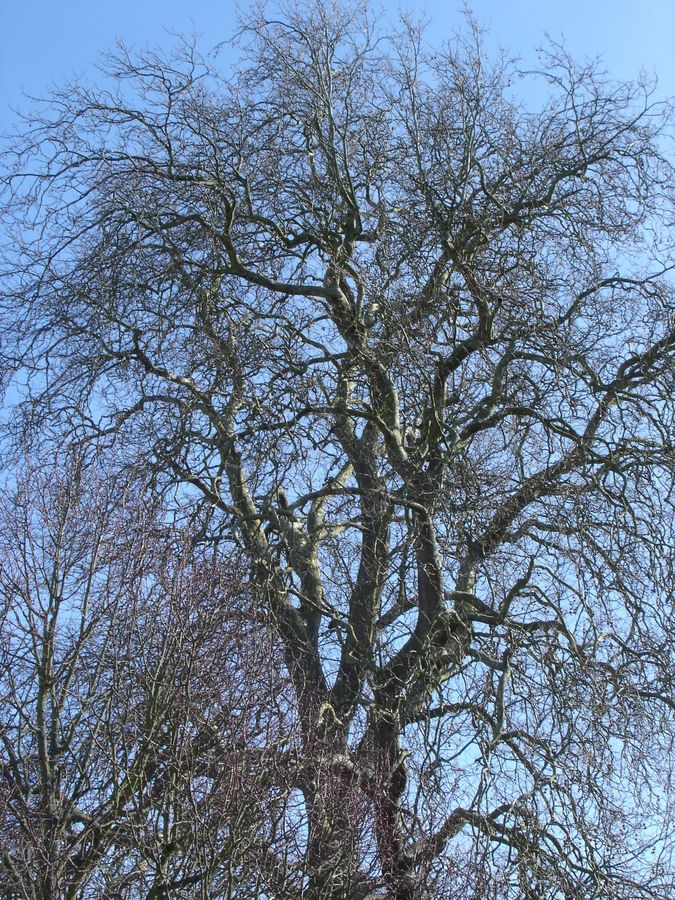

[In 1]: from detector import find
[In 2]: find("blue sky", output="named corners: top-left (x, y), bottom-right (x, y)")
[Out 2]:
top-left (1, 0), bottom-right (674, 135)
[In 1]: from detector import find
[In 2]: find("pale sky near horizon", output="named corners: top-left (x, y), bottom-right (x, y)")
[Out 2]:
top-left (1, 0), bottom-right (674, 136)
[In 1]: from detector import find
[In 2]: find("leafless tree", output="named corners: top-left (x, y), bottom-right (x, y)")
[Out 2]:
top-left (1, 2), bottom-right (675, 896)
top-left (0, 459), bottom-right (300, 898)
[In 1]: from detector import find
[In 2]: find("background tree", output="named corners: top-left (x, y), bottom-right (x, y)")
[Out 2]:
top-left (0, 459), bottom-right (298, 898)
top-left (1, 2), bottom-right (674, 897)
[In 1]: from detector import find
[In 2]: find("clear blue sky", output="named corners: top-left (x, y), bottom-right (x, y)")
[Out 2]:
top-left (1, 0), bottom-right (674, 134)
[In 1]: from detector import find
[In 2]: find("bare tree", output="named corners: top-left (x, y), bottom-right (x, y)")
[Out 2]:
top-left (1, 2), bottom-right (675, 896)
top-left (0, 459), bottom-right (299, 898)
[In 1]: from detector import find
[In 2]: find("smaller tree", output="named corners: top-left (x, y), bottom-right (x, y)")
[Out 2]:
top-left (0, 458), bottom-right (297, 898)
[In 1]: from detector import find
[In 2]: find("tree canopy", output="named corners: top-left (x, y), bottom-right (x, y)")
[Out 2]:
top-left (1, 2), bottom-right (674, 897)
